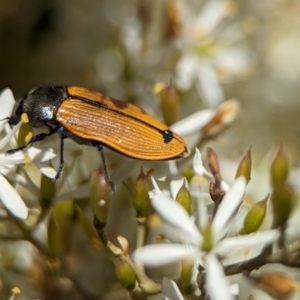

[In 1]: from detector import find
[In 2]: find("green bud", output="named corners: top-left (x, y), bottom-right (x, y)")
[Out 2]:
top-left (235, 146), bottom-right (252, 183)
top-left (115, 261), bottom-right (136, 290)
top-left (239, 194), bottom-right (268, 235)
top-left (271, 144), bottom-right (289, 187)
top-left (77, 206), bottom-right (101, 249)
top-left (159, 82), bottom-right (179, 125)
top-left (133, 167), bottom-right (151, 217)
top-left (201, 222), bottom-right (213, 253)
top-left (271, 184), bottom-right (294, 228)
top-left (52, 201), bottom-right (75, 253)
top-left (90, 168), bottom-right (112, 223)
top-left (180, 258), bottom-right (194, 293)
top-left (41, 174), bottom-right (56, 208)
top-left (48, 211), bottom-right (60, 258)
top-left (175, 180), bottom-right (191, 215)
top-left (181, 166), bottom-right (194, 182)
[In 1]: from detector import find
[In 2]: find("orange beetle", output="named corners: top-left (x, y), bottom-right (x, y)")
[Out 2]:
top-left (8, 85), bottom-right (188, 187)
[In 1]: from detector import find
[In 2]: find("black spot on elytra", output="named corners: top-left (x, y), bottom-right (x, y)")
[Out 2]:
top-left (162, 130), bottom-right (174, 144)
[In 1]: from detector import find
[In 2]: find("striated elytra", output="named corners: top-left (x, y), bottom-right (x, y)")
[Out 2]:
top-left (8, 85), bottom-right (189, 188)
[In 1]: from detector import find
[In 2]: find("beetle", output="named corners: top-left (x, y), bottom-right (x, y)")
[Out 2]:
top-left (7, 85), bottom-right (189, 189)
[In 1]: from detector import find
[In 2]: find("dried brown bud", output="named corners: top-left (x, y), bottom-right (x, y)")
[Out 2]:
top-left (207, 147), bottom-right (220, 176)
top-left (202, 100), bottom-right (239, 138)
top-left (247, 272), bottom-right (296, 299)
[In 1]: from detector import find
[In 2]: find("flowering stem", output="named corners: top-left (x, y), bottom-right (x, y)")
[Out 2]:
top-left (223, 240), bottom-right (300, 276)
top-left (136, 216), bottom-right (147, 248)
top-left (93, 214), bottom-right (161, 298)
top-left (0, 234), bottom-right (24, 240)
top-left (278, 226), bottom-right (286, 250)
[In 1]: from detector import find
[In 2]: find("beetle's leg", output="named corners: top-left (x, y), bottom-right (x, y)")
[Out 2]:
top-left (6, 128), bottom-right (56, 155)
top-left (93, 142), bottom-right (115, 191)
top-left (54, 126), bottom-right (67, 180)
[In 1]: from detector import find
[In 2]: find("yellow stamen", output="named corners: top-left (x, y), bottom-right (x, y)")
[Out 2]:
top-left (21, 113), bottom-right (29, 124)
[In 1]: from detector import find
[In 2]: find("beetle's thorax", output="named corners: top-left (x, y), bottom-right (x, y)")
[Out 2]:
top-left (22, 85), bottom-right (66, 128)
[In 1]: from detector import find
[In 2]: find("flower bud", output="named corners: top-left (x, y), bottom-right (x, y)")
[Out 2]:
top-left (239, 194), bottom-right (268, 235)
top-left (201, 100), bottom-right (239, 138)
top-left (164, 0), bottom-right (182, 39)
top-left (48, 211), bottom-right (60, 258)
top-left (115, 261), bottom-right (136, 290)
top-left (175, 180), bottom-right (191, 215)
top-left (181, 166), bottom-right (194, 182)
top-left (77, 207), bottom-right (101, 249)
top-left (271, 144), bottom-right (289, 187)
top-left (202, 222), bottom-right (213, 253)
top-left (52, 201), bottom-right (76, 254)
top-left (133, 167), bottom-right (151, 217)
top-left (158, 82), bottom-right (180, 126)
top-left (206, 147), bottom-right (220, 176)
top-left (180, 258), bottom-right (194, 293)
top-left (235, 147), bottom-right (252, 183)
top-left (90, 168), bottom-right (112, 223)
top-left (271, 184), bottom-right (294, 228)
top-left (41, 174), bottom-right (56, 208)
top-left (246, 272), bottom-right (296, 299)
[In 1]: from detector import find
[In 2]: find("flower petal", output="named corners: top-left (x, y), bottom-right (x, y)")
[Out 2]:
top-left (150, 190), bottom-right (201, 245)
top-left (170, 178), bottom-right (186, 200)
top-left (193, 148), bottom-right (214, 180)
top-left (162, 278), bottom-right (185, 300)
top-left (213, 176), bottom-right (247, 242)
top-left (215, 230), bottom-right (278, 262)
top-left (35, 162), bottom-right (58, 179)
top-left (171, 110), bottom-right (214, 136)
top-left (27, 147), bottom-right (56, 162)
top-left (195, 0), bottom-right (229, 35)
top-left (205, 254), bottom-right (234, 300)
top-left (0, 88), bottom-right (15, 122)
top-left (133, 244), bottom-right (195, 267)
top-left (175, 54), bottom-right (198, 91)
top-left (0, 173), bottom-right (28, 219)
top-left (0, 151), bottom-right (25, 165)
top-left (0, 121), bottom-right (22, 150)
top-left (196, 60), bottom-right (225, 107)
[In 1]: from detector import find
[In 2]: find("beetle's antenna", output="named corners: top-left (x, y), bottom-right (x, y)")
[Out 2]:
top-left (94, 143), bottom-right (115, 192)
top-left (6, 129), bottom-right (57, 155)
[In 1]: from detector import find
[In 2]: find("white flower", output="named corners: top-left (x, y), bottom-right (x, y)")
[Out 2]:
top-left (162, 277), bottom-right (185, 300)
top-left (0, 88), bottom-right (28, 219)
top-left (176, 1), bottom-right (254, 107)
top-left (133, 150), bottom-right (278, 300)
top-left (0, 89), bottom-right (56, 218)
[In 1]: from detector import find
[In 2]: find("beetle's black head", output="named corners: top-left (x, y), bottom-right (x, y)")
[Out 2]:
top-left (9, 85), bottom-right (66, 128)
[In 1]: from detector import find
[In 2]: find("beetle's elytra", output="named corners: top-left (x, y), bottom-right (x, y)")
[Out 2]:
top-left (8, 85), bottom-right (189, 187)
